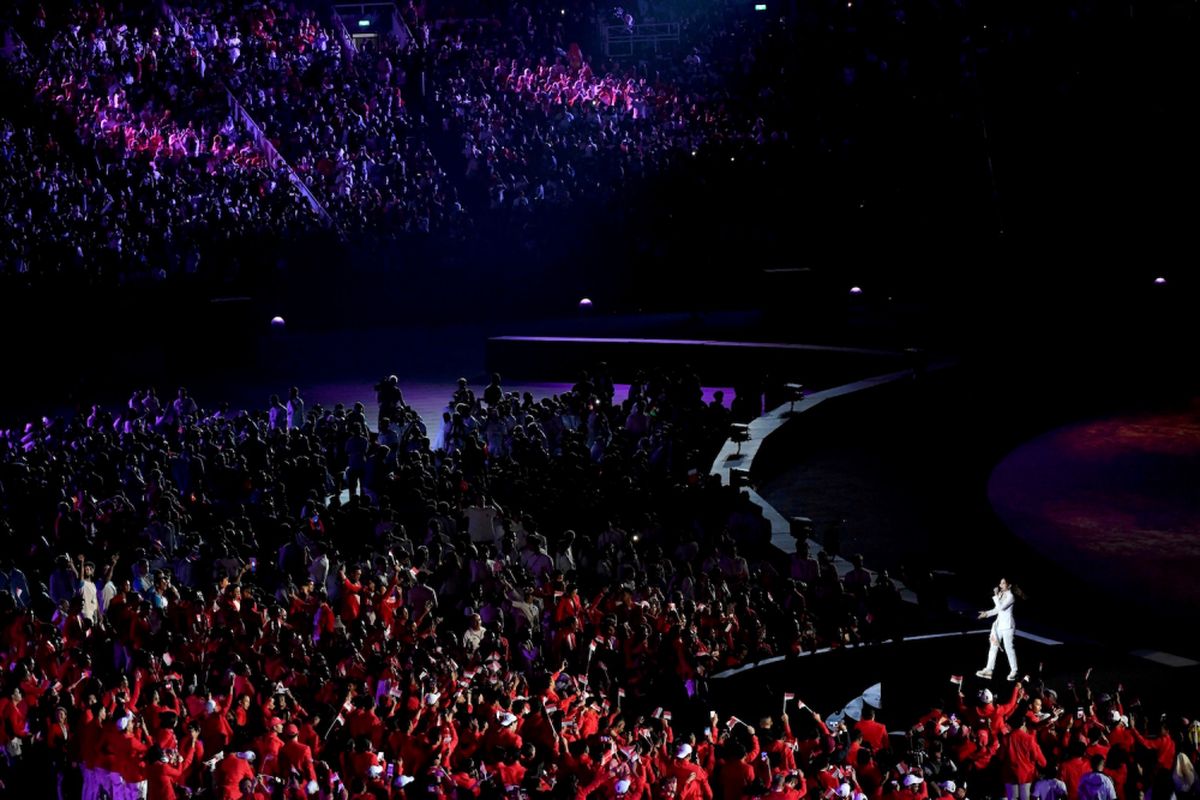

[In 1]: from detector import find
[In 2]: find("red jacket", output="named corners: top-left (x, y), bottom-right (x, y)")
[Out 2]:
top-left (114, 730), bottom-right (150, 782)
top-left (486, 725), bottom-right (523, 757)
top-left (1000, 728), bottom-right (1046, 784)
top-left (315, 603), bottom-right (336, 640)
top-left (148, 747), bottom-right (195, 800)
top-left (665, 759), bottom-right (712, 800)
top-left (520, 712), bottom-right (558, 754)
top-left (341, 579), bottom-right (364, 623)
top-left (202, 709), bottom-right (234, 752)
top-left (78, 712), bottom-right (104, 769)
top-left (279, 739), bottom-right (317, 782)
top-left (577, 773), bottom-right (648, 800)
top-left (0, 698), bottom-right (27, 744)
top-left (255, 732), bottom-right (284, 774)
top-left (215, 753), bottom-right (256, 800)
top-left (496, 759), bottom-right (527, 788)
top-left (1059, 756), bottom-right (1089, 800)
top-left (854, 720), bottom-right (889, 752)
top-left (1108, 726), bottom-right (1134, 756)
top-left (298, 721), bottom-right (322, 757)
top-left (718, 758), bottom-right (756, 800)
top-left (1132, 731), bottom-right (1176, 773)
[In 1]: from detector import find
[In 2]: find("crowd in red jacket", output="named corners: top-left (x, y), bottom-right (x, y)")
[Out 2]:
top-left (0, 377), bottom-right (1197, 800)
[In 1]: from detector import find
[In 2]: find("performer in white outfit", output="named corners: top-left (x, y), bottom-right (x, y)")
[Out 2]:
top-left (976, 578), bottom-right (1020, 680)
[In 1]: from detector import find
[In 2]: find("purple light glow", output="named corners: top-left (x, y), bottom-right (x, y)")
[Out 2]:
top-left (578, 297), bottom-right (593, 308)
top-left (1154, 277), bottom-right (1167, 285)
top-left (849, 286), bottom-right (863, 295)
top-left (271, 316), bottom-right (286, 327)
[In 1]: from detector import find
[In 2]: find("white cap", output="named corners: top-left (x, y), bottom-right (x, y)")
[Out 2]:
top-left (206, 699), bottom-right (218, 713)
top-left (307, 780), bottom-right (320, 795)
top-left (676, 743), bottom-right (693, 759)
top-left (238, 751), bottom-right (256, 761)
top-left (499, 712), bottom-right (518, 727)
top-left (117, 715), bottom-right (132, 731)
top-left (424, 692), bottom-right (441, 706)
top-left (1120, 715), bottom-right (1129, 727)
top-left (838, 784), bottom-right (852, 798)
top-left (1110, 709), bottom-right (1121, 723)
top-left (904, 775), bottom-right (924, 788)
top-left (399, 776), bottom-right (416, 788)
top-left (616, 780), bottom-right (632, 795)
top-left (940, 782), bottom-right (956, 794)
top-left (369, 764), bottom-right (385, 778)
top-left (978, 689), bottom-right (993, 705)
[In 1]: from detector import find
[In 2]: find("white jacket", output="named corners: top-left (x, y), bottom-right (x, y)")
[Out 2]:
top-left (984, 589), bottom-right (1016, 632)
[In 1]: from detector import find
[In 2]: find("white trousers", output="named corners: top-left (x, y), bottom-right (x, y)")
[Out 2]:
top-left (1006, 783), bottom-right (1031, 800)
top-left (116, 779), bottom-right (147, 800)
top-left (99, 769), bottom-right (121, 800)
top-left (81, 766), bottom-right (99, 800)
top-left (986, 626), bottom-right (1018, 674)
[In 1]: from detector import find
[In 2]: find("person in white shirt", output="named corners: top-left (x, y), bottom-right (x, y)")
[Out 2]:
top-left (268, 394), bottom-right (287, 431)
top-left (520, 536), bottom-right (554, 584)
top-left (462, 614), bottom-right (486, 653)
top-left (287, 387), bottom-right (305, 430)
top-left (173, 387), bottom-right (197, 422)
top-left (554, 531), bottom-right (577, 574)
top-left (976, 577), bottom-right (1021, 681)
top-left (78, 560), bottom-right (99, 624)
top-left (466, 497), bottom-right (503, 545)
top-left (1077, 755), bottom-right (1118, 800)
top-left (1032, 767), bottom-right (1068, 800)
top-left (99, 555), bottom-right (120, 616)
top-left (309, 546), bottom-right (330, 589)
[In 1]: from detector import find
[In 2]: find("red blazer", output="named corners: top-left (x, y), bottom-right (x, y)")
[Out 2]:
top-left (148, 746), bottom-right (195, 800)
top-left (1059, 757), bottom-right (1089, 800)
top-left (854, 720), bottom-right (889, 752)
top-left (279, 739), bottom-right (317, 782)
top-left (215, 753), bottom-right (256, 800)
top-left (1000, 729), bottom-right (1047, 785)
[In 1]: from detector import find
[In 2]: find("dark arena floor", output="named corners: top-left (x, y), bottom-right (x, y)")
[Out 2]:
top-left (989, 401), bottom-right (1200, 619)
top-left (2, 0), bottom-right (1200, 797)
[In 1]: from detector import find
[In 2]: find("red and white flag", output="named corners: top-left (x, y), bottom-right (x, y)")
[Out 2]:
top-left (950, 675), bottom-right (963, 685)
